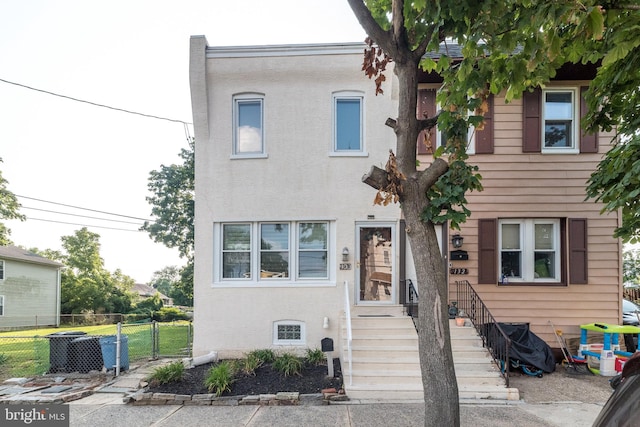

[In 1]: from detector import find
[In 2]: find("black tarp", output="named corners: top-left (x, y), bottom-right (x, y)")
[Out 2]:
top-left (485, 322), bottom-right (556, 373)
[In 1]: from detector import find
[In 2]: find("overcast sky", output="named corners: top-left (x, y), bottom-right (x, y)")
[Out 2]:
top-left (0, 0), bottom-right (367, 283)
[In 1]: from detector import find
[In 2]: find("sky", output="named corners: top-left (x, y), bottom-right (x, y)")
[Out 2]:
top-left (0, 0), bottom-right (367, 283)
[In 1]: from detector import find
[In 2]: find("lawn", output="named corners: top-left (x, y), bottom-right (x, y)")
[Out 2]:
top-left (0, 322), bottom-right (192, 380)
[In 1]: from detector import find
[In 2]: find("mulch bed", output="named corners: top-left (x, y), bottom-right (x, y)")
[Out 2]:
top-left (147, 358), bottom-right (343, 396)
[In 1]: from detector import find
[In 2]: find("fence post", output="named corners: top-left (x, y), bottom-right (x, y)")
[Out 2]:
top-left (152, 321), bottom-right (159, 359)
top-left (116, 322), bottom-right (122, 377)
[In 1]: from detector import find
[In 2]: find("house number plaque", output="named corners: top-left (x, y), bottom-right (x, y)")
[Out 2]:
top-left (449, 268), bottom-right (468, 275)
top-left (339, 263), bottom-right (351, 270)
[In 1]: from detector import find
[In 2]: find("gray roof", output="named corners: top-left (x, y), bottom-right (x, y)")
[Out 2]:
top-left (0, 245), bottom-right (63, 268)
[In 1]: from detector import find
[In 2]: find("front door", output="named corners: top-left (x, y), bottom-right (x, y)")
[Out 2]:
top-left (357, 224), bottom-right (395, 304)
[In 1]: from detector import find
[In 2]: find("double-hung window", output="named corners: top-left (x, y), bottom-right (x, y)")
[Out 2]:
top-left (219, 221), bottom-right (330, 283)
top-left (499, 219), bottom-right (560, 283)
top-left (0, 260), bottom-right (4, 280)
top-left (0, 295), bottom-right (4, 316)
top-left (542, 88), bottom-right (578, 153)
top-left (332, 91), bottom-right (364, 155)
top-left (233, 94), bottom-right (265, 157)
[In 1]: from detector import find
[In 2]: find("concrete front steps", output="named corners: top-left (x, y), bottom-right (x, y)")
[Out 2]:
top-left (341, 306), bottom-right (519, 402)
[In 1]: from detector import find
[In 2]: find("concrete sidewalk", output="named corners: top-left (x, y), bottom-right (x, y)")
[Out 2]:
top-left (63, 361), bottom-right (606, 427)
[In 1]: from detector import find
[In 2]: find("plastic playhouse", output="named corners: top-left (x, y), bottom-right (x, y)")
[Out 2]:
top-left (578, 323), bottom-right (640, 376)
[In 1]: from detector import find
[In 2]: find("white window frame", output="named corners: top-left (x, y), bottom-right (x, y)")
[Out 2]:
top-left (214, 221), bottom-right (335, 286)
top-left (499, 219), bottom-right (561, 283)
top-left (232, 93), bottom-right (266, 158)
top-left (331, 91), bottom-right (366, 156)
top-left (273, 320), bottom-right (305, 346)
top-left (541, 87), bottom-right (579, 154)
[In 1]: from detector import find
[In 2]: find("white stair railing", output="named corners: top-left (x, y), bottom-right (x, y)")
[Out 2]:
top-left (343, 280), bottom-right (353, 386)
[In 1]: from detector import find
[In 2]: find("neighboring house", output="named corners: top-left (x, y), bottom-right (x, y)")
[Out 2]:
top-left (132, 283), bottom-right (173, 306)
top-left (188, 37), bottom-right (621, 397)
top-left (0, 245), bottom-right (63, 329)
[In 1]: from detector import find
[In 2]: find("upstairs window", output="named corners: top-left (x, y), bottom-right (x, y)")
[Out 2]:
top-left (543, 89), bottom-right (578, 152)
top-left (333, 92), bottom-right (364, 155)
top-left (0, 260), bottom-right (4, 280)
top-left (233, 94), bottom-right (265, 157)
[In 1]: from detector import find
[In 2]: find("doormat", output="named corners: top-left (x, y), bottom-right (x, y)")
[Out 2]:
top-left (357, 314), bottom-right (393, 317)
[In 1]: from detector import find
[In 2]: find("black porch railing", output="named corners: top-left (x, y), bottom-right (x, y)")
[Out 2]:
top-left (455, 280), bottom-right (512, 387)
top-left (400, 279), bottom-right (419, 330)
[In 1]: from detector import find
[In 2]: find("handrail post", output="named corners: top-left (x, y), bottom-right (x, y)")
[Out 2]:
top-left (343, 280), bottom-right (353, 386)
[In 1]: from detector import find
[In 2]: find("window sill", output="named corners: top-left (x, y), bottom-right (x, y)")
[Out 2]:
top-left (497, 281), bottom-right (566, 287)
top-left (329, 151), bottom-right (369, 157)
top-left (212, 281), bottom-right (337, 288)
top-left (230, 153), bottom-right (269, 160)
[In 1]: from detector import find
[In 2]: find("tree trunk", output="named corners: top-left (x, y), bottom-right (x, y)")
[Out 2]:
top-left (394, 60), bottom-right (460, 427)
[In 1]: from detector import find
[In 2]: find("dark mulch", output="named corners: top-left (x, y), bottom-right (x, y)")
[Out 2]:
top-left (147, 358), bottom-right (343, 396)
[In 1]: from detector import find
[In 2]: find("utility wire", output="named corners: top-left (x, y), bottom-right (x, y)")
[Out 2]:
top-left (22, 206), bottom-right (145, 225)
top-left (17, 195), bottom-right (154, 222)
top-left (26, 217), bottom-right (144, 232)
top-left (0, 77), bottom-right (192, 125)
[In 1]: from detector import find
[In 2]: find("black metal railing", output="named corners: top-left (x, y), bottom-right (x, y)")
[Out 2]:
top-left (401, 279), bottom-right (419, 331)
top-left (455, 280), bottom-right (512, 387)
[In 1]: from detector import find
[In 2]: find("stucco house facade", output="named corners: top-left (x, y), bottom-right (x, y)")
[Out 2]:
top-left (0, 245), bottom-right (63, 329)
top-left (188, 36), bottom-right (621, 398)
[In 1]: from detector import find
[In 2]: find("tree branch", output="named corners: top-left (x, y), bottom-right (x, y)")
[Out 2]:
top-left (418, 114), bottom-right (440, 133)
top-left (347, 0), bottom-right (397, 58)
top-left (417, 158), bottom-right (449, 193)
top-left (362, 165), bottom-right (391, 190)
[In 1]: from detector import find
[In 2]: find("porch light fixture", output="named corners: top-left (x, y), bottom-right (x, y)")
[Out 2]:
top-left (342, 247), bottom-right (349, 262)
top-left (451, 234), bottom-right (464, 248)
top-left (323, 317), bottom-right (330, 329)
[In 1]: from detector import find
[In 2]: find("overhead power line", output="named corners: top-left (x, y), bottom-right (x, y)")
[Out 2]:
top-left (0, 77), bottom-right (192, 125)
top-left (26, 217), bottom-right (144, 232)
top-left (22, 206), bottom-right (145, 226)
top-left (17, 195), bottom-right (154, 222)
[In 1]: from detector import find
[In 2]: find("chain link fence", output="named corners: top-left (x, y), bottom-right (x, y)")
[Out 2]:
top-left (0, 321), bottom-right (192, 381)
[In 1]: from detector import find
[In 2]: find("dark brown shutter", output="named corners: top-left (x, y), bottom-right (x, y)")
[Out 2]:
top-left (523, 88), bottom-right (541, 153)
top-left (475, 94), bottom-right (494, 154)
top-left (478, 219), bottom-right (497, 284)
top-left (417, 89), bottom-right (437, 155)
top-left (580, 86), bottom-right (598, 153)
top-left (568, 218), bottom-right (588, 284)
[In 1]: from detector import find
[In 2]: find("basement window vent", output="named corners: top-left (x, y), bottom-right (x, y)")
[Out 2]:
top-left (273, 321), bottom-right (305, 346)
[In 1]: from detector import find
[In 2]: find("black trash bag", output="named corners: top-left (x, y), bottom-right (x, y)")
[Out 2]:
top-left (484, 322), bottom-right (556, 373)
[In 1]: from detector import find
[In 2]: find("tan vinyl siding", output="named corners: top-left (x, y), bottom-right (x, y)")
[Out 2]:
top-left (442, 89), bottom-right (622, 346)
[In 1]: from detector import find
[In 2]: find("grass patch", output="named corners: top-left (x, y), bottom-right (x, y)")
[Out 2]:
top-left (205, 361), bottom-right (236, 396)
top-left (273, 352), bottom-right (303, 377)
top-left (148, 361), bottom-right (185, 385)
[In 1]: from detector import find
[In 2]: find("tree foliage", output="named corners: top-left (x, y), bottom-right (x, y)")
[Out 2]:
top-left (347, 0), bottom-right (619, 425)
top-left (44, 228), bottom-right (136, 314)
top-left (0, 158), bottom-right (25, 245)
top-left (142, 138), bottom-right (194, 260)
top-left (143, 138), bottom-right (194, 306)
top-left (624, 248), bottom-right (640, 287)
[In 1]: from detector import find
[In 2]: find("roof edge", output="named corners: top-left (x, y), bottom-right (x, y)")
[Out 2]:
top-left (205, 42), bottom-right (366, 58)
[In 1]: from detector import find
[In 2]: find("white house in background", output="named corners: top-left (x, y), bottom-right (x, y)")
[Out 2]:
top-left (188, 36), bottom-right (621, 399)
top-left (0, 245), bottom-right (63, 329)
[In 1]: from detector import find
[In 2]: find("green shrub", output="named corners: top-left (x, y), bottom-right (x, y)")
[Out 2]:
top-left (240, 352), bottom-right (263, 375)
top-left (0, 353), bottom-right (8, 365)
top-left (205, 361), bottom-right (236, 396)
top-left (273, 352), bottom-right (303, 377)
top-left (305, 348), bottom-right (325, 366)
top-left (148, 361), bottom-right (184, 385)
top-left (248, 349), bottom-right (276, 364)
top-left (152, 307), bottom-right (189, 322)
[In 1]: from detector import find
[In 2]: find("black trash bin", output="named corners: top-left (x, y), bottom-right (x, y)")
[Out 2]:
top-left (68, 336), bottom-right (104, 373)
top-left (47, 331), bottom-right (87, 373)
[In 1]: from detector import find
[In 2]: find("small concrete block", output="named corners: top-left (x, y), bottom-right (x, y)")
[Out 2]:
top-left (241, 395), bottom-right (260, 405)
top-left (173, 394), bottom-right (191, 401)
top-left (321, 388), bottom-right (337, 394)
top-left (259, 394), bottom-right (276, 401)
top-left (152, 392), bottom-right (175, 400)
top-left (3, 378), bottom-right (31, 385)
top-left (192, 393), bottom-right (216, 400)
top-left (329, 394), bottom-right (349, 402)
top-left (276, 392), bottom-right (299, 401)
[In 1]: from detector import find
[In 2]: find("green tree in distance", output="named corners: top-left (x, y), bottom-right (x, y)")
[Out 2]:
top-left (346, 1), bottom-right (620, 424)
top-left (0, 158), bottom-right (25, 245)
top-left (143, 138), bottom-right (194, 306)
top-left (624, 248), bottom-right (640, 287)
top-left (55, 228), bottom-right (135, 314)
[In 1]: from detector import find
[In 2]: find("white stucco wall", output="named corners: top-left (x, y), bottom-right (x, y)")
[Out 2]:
top-left (190, 39), bottom-right (401, 357)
